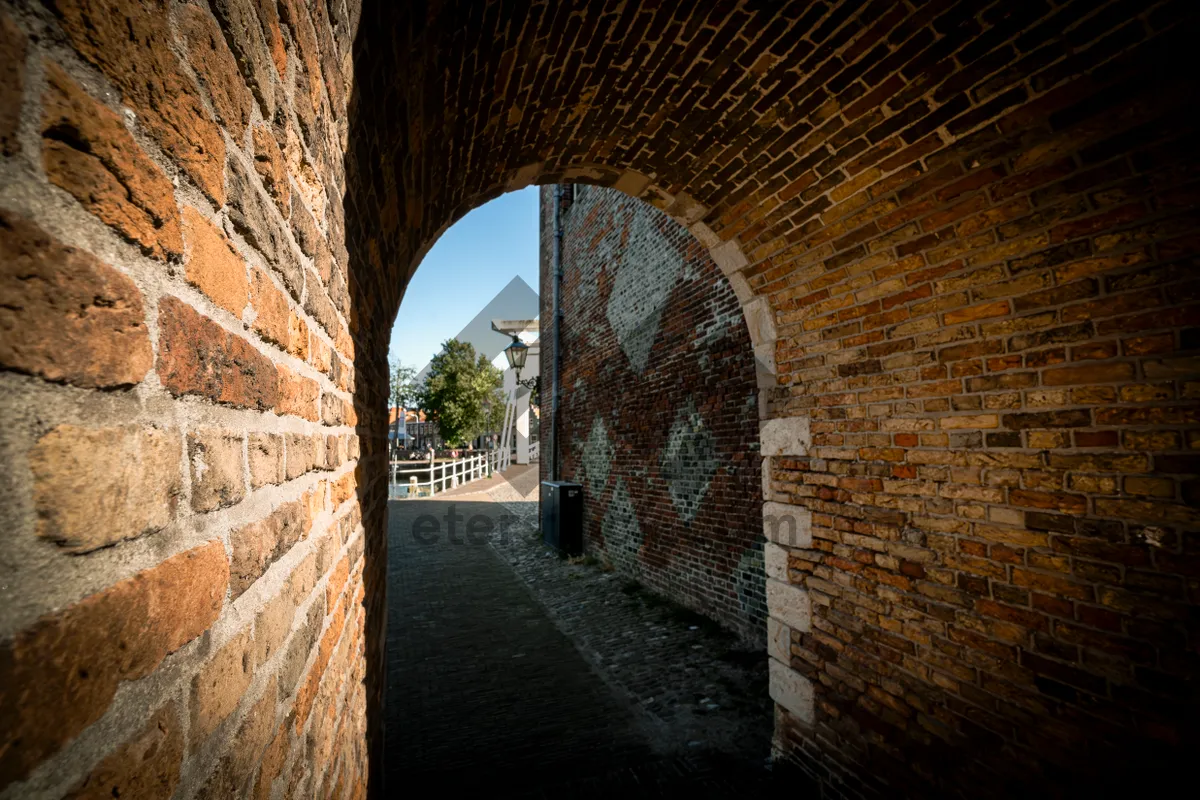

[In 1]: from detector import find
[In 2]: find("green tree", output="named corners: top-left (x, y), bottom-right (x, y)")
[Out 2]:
top-left (388, 358), bottom-right (417, 456)
top-left (417, 339), bottom-right (502, 447)
top-left (484, 387), bottom-right (507, 442)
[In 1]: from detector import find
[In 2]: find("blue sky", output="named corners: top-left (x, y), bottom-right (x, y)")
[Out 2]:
top-left (388, 187), bottom-right (540, 370)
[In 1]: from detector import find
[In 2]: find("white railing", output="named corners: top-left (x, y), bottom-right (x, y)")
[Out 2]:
top-left (388, 451), bottom-right (499, 499)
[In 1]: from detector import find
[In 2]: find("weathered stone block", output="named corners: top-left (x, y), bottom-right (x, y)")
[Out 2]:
top-left (765, 542), bottom-right (789, 582)
top-left (767, 618), bottom-right (790, 665)
top-left (760, 417), bottom-right (810, 456)
top-left (763, 501), bottom-right (812, 548)
top-left (188, 428), bottom-right (246, 512)
top-left (766, 579), bottom-right (811, 632)
top-left (31, 425), bottom-right (181, 552)
top-left (769, 657), bottom-right (814, 725)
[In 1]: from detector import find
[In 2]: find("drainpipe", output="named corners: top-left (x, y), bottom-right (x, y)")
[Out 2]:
top-left (551, 184), bottom-right (564, 482)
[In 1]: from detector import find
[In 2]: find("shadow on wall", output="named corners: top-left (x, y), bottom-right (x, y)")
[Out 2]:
top-left (538, 185), bottom-right (767, 643)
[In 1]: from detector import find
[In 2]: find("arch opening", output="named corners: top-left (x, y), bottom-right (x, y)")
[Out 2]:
top-left (379, 183), bottom-right (779, 789)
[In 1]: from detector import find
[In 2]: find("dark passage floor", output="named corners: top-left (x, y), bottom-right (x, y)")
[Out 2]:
top-left (383, 497), bottom-right (791, 797)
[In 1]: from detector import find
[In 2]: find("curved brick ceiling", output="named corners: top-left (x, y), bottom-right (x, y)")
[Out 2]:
top-left (347, 0), bottom-right (1189, 344)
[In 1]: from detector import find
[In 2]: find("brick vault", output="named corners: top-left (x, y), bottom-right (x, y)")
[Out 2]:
top-left (0, 1), bottom-right (1197, 798)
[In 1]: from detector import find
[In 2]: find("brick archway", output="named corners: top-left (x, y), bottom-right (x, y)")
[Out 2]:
top-left (347, 3), bottom-right (1199, 796)
top-left (1, 1), bottom-right (1196, 797)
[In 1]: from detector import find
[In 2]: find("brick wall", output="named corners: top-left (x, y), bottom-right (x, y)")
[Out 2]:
top-left (4, 1), bottom-right (1198, 797)
top-left (537, 184), bottom-right (765, 641)
top-left (344, 3), bottom-right (1198, 797)
top-left (0, 1), bottom-right (370, 797)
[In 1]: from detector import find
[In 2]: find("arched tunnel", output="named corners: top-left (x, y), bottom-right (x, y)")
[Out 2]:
top-left (1, 1), bottom-right (1197, 797)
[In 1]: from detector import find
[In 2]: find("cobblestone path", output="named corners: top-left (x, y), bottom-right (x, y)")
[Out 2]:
top-left (384, 494), bottom-right (798, 797)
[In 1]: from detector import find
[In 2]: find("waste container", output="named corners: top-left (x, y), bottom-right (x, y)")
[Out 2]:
top-left (541, 480), bottom-right (582, 555)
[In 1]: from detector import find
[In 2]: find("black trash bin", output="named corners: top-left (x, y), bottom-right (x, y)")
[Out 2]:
top-left (541, 480), bottom-right (583, 555)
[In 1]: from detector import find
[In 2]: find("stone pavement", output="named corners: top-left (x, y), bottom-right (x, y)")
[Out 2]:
top-left (384, 490), bottom-right (803, 797)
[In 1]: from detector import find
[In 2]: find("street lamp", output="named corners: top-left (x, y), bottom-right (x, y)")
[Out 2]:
top-left (504, 335), bottom-right (538, 392)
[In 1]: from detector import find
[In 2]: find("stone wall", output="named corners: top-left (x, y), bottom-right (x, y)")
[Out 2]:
top-left (537, 184), bottom-right (765, 641)
top-left (0, 1), bottom-right (370, 797)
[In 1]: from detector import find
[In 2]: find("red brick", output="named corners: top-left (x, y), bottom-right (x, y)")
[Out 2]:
top-left (187, 428), bottom-right (246, 512)
top-left (253, 723), bottom-right (291, 799)
top-left (229, 499), bottom-right (309, 599)
top-left (0, 211), bottom-right (153, 388)
top-left (177, 2), bottom-right (252, 140)
top-left (276, 364), bottom-right (320, 421)
top-left (1011, 568), bottom-right (1094, 601)
top-left (1031, 592), bottom-right (1074, 620)
top-left (0, 541), bottom-right (227, 785)
top-left (249, 268), bottom-right (291, 348)
top-left (249, 432), bottom-right (285, 488)
top-left (252, 123), bottom-right (290, 216)
top-left (1010, 489), bottom-right (1086, 514)
top-left (190, 625), bottom-right (254, 746)
top-left (41, 62), bottom-right (182, 260)
top-left (1073, 430), bottom-right (1118, 448)
top-left (944, 300), bottom-right (1010, 324)
top-left (157, 296), bottom-right (279, 410)
top-left (195, 677), bottom-right (278, 796)
top-left (1042, 361), bottom-right (1135, 386)
top-left (326, 554), bottom-right (350, 608)
top-left (183, 207), bottom-right (249, 318)
top-left (293, 600), bottom-right (346, 731)
top-left (209, 0), bottom-right (281, 123)
top-left (53, 0), bottom-right (226, 203)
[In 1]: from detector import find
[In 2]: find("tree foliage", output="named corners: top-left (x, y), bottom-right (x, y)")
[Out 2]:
top-left (417, 339), bottom-right (502, 446)
top-left (389, 358), bottom-right (417, 410)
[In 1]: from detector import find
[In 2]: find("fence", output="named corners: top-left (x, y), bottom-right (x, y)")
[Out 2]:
top-left (388, 434), bottom-right (541, 500)
top-left (388, 451), bottom-right (498, 499)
